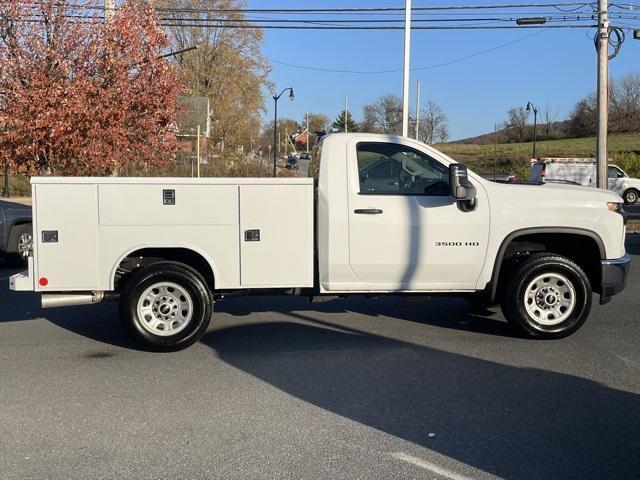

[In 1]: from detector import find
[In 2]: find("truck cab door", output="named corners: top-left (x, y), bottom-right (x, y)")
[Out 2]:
top-left (608, 165), bottom-right (626, 194)
top-left (345, 139), bottom-right (489, 291)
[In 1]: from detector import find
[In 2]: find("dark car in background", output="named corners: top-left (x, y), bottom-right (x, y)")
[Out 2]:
top-left (0, 200), bottom-right (32, 267)
top-left (286, 154), bottom-right (300, 170)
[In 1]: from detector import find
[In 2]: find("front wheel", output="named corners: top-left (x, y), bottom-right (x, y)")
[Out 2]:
top-left (119, 262), bottom-right (213, 351)
top-left (501, 253), bottom-right (592, 339)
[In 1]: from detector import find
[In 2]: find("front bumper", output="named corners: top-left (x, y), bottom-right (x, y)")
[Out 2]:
top-left (600, 253), bottom-right (631, 304)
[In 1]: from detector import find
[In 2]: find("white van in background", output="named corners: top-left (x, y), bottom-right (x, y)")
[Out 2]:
top-left (529, 158), bottom-right (640, 204)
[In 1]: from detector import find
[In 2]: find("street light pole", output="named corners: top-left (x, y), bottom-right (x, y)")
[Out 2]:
top-left (272, 87), bottom-right (294, 177)
top-left (415, 79), bottom-right (421, 140)
top-left (527, 101), bottom-right (538, 160)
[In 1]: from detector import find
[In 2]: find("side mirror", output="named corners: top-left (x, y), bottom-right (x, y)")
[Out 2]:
top-left (449, 164), bottom-right (477, 202)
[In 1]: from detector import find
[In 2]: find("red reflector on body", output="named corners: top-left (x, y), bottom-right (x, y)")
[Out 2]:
top-left (39, 277), bottom-right (48, 287)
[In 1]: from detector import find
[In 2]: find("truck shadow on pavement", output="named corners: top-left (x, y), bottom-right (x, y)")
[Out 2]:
top-left (217, 294), bottom-right (515, 336)
top-left (201, 317), bottom-right (640, 480)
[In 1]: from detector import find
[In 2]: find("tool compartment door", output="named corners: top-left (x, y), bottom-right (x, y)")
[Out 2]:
top-left (34, 184), bottom-right (99, 290)
top-left (239, 184), bottom-right (313, 287)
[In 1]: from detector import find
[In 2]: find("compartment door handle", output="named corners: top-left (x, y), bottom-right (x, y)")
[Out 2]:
top-left (354, 209), bottom-right (383, 215)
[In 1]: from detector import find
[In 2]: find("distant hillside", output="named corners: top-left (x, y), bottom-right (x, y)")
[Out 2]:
top-left (451, 121), bottom-right (570, 145)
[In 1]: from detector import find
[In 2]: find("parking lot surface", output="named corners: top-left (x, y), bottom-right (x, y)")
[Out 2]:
top-left (625, 203), bottom-right (640, 219)
top-left (1, 237), bottom-right (639, 480)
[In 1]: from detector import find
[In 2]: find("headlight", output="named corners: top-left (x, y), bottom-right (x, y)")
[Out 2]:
top-left (607, 202), bottom-right (624, 214)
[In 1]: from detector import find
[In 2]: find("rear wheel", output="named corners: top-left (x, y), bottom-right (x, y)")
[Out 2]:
top-left (501, 253), bottom-right (592, 339)
top-left (623, 188), bottom-right (638, 205)
top-left (119, 262), bottom-right (213, 351)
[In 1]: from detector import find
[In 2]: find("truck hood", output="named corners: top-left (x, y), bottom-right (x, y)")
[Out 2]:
top-left (540, 182), bottom-right (622, 199)
top-left (623, 177), bottom-right (640, 188)
top-left (482, 180), bottom-right (622, 208)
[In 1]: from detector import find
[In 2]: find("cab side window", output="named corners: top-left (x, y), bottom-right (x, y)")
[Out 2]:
top-left (356, 142), bottom-right (449, 196)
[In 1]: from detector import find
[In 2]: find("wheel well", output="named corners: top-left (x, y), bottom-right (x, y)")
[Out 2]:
top-left (115, 248), bottom-right (215, 291)
top-left (12, 220), bottom-right (31, 227)
top-left (493, 232), bottom-right (602, 298)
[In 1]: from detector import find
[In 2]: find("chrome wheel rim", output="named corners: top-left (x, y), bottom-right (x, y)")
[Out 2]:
top-left (524, 273), bottom-right (576, 326)
top-left (18, 232), bottom-right (32, 259)
top-left (136, 282), bottom-right (193, 337)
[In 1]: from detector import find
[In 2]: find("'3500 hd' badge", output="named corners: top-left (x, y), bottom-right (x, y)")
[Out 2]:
top-left (435, 242), bottom-right (480, 247)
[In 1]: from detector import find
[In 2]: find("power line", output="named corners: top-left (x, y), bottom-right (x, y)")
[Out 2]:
top-left (267, 28), bottom-right (550, 74)
top-left (10, 1), bottom-right (597, 18)
top-left (12, 1), bottom-right (597, 15)
top-left (149, 3), bottom-right (598, 13)
top-left (12, 13), bottom-right (604, 30)
top-left (157, 24), bottom-right (597, 30)
top-left (9, 3), bottom-right (639, 31)
top-left (154, 15), bottom-right (597, 24)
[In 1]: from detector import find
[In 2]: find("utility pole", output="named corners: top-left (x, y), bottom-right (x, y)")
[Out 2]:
top-left (402, 0), bottom-right (412, 137)
top-left (596, 0), bottom-right (609, 190)
top-left (415, 80), bottom-right (421, 140)
top-left (104, 0), bottom-right (115, 22)
top-left (306, 113), bottom-right (310, 152)
top-left (196, 124), bottom-right (201, 178)
top-left (344, 93), bottom-right (349, 134)
top-left (493, 124), bottom-right (498, 182)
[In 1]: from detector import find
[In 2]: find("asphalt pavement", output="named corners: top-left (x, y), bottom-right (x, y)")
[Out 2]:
top-left (1, 237), bottom-right (639, 480)
top-left (625, 203), bottom-right (640, 219)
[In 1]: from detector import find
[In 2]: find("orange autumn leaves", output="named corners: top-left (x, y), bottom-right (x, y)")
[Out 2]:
top-left (0, 0), bottom-right (182, 175)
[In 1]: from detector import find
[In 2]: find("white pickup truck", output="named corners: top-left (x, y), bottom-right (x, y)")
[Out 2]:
top-left (11, 133), bottom-right (630, 350)
top-left (529, 158), bottom-right (640, 204)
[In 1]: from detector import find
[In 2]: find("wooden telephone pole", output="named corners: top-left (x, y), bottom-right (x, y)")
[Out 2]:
top-left (596, 0), bottom-right (609, 190)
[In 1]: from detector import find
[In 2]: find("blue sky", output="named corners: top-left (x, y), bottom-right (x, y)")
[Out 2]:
top-left (249, 1), bottom-right (640, 140)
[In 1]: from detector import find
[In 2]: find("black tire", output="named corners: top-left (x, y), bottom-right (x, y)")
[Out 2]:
top-left (500, 253), bottom-right (592, 339)
top-left (119, 262), bottom-right (213, 351)
top-left (6, 223), bottom-right (32, 268)
top-left (623, 188), bottom-right (639, 205)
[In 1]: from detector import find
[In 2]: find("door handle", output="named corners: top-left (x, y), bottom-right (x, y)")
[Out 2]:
top-left (354, 209), bottom-right (383, 215)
